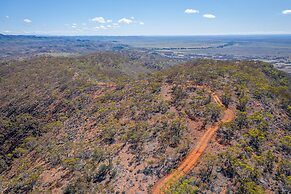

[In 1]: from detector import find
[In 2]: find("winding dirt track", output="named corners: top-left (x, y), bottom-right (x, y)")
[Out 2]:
top-left (152, 92), bottom-right (235, 194)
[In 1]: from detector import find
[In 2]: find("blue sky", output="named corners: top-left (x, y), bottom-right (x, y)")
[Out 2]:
top-left (1, 0), bottom-right (291, 35)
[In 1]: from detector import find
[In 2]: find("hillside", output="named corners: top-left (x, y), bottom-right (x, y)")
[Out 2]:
top-left (0, 53), bottom-right (290, 194)
top-left (0, 35), bottom-right (125, 60)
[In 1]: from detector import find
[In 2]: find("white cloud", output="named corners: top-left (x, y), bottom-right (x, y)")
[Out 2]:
top-left (91, 17), bottom-right (106, 23)
top-left (24, 19), bottom-right (32, 23)
top-left (185, 9), bottom-right (199, 14)
top-left (118, 18), bottom-right (133, 24)
top-left (282, 10), bottom-right (291, 14)
top-left (107, 19), bottom-right (112, 23)
top-left (139, 21), bottom-right (145, 25)
top-left (5, 16), bottom-right (9, 19)
top-left (203, 14), bottom-right (216, 19)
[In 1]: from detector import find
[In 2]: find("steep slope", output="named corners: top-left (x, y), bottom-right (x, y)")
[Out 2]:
top-left (157, 60), bottom-right (291, 194)
top-left (153, 92), bottom-right (235, 193)
top-left (0, 56), bottom-right (290, 194)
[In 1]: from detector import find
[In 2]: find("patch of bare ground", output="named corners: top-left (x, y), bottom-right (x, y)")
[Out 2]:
top-left (186, 119), bottom-right (207, 147)
top-left (111, 144), bottom-right (157, 193)
top-left (160, 84), bottom-right (172, 101)
top-left (93, 82), bottom-right (116, 99)
top-left (36, 166), bottom-right (71, 193)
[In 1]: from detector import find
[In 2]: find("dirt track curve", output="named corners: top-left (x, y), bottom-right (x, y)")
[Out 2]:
top-left (152, 92), bottom-right (235, 194)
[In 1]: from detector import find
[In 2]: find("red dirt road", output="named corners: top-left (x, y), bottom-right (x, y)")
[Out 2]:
top-left (152, 94), bottom-right (235, 194)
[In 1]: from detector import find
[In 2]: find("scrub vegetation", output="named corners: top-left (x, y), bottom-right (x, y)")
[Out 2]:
top-left (0, 52), bottom-right (290, 193)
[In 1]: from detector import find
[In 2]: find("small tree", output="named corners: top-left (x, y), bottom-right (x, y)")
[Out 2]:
top-left (279, 136), bottom-right (291, 154)
top-left (237, 95), bottom-right (249, 112)
top-left (247, 129), bottom-right (266, 152)
top-left (235, 111), bottom-right (248, 129)
top-left (206, 103), bottom-right (222, 122)
top-left (238, 181), bottom-right (264, 194)
top-left (221, 91), bottom-right (231, 108)
top-left (167, 179), bottom-right (198, 194)
top-left (217, 123), bottom-right (235, 145)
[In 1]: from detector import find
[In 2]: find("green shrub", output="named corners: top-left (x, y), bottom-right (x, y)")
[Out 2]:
top-left (217, 122), bottom-right (235, 145)
top-left (205, 103), bottom-right (222, 122)
top-left (92, 148), bottom-right (105, 163)
top-left (12, 147), bottom-right (28, 158)
top-left (221, 91), bottom-right (231, 107)
top-left (247, 129), bottom-right (266, 152)
top-left (62, 158), bottom-right (80, 169)
top-left (44, 121), bottom-right (63, 131)
top-left (279, 136), bottom-right (291, 153)
top-left (238, 181), bottom-right (264, 194)
top-left (167, 179), bottom-right (198, 194)
top-left (93, 164), bottom-right (111, 183)
top-left (235, 111), bottom-right (248, 129)
top-left (237, 95), bottom-right (249, 112)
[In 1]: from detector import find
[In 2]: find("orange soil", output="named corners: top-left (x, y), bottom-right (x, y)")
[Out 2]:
top-left (152, 93), bottom-right (235, 194)
top-left (160, 84), bottom-right (173, 101)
